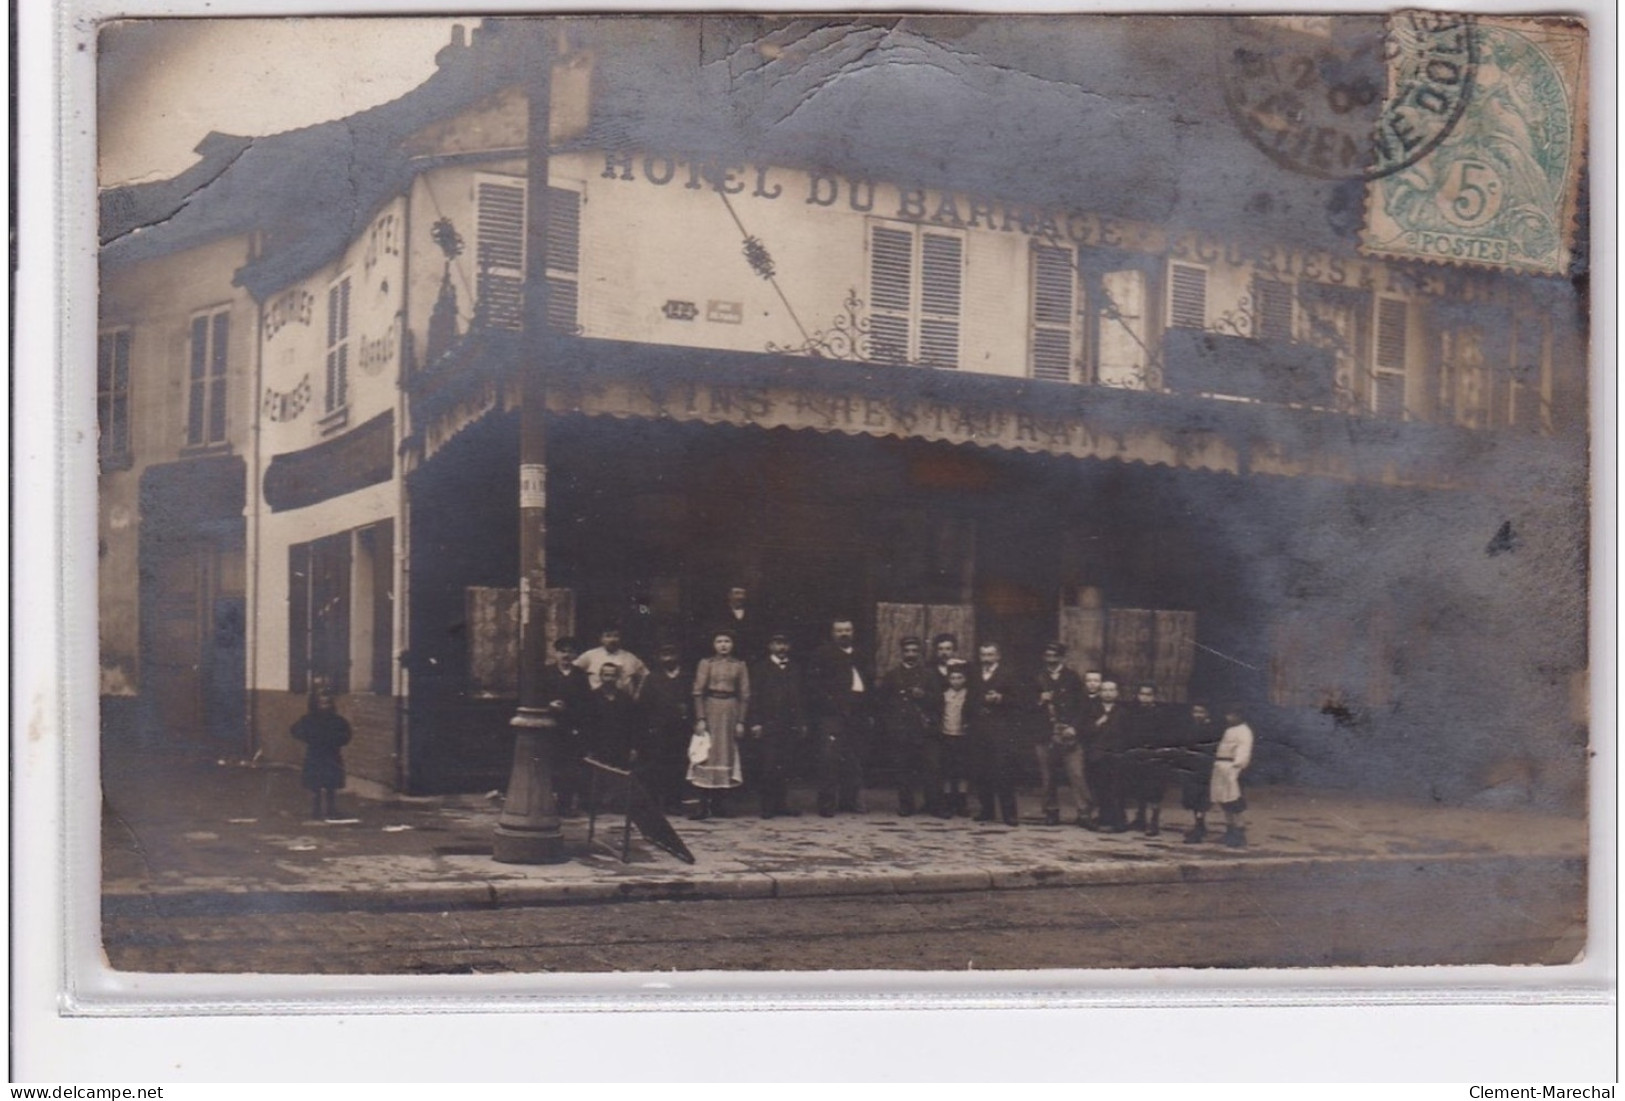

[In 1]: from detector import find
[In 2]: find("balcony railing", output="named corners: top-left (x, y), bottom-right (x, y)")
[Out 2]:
top-left (1161, 328), bottom-right (1339, 408)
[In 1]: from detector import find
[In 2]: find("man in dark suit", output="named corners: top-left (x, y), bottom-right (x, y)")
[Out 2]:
top-left (706, 584), bottom-right (764, 664)
top-left (539, 636), bottom-right (591, 816)
top-left (1032, 641), bottom-right (1087, 826)
top-left (639, 641), bottom-right (692, 813)
top-left (971, 642), bottom-right (1025, 826)
top-left (583, 663), bottom-right (645, 771)
top-left (808, 618), bottom-right (871, 816)
top-left (1088, 680), bottom-right (1132, 832)
top-left (746, 631), bottom-right (807, 818)
top-left (878, 635), bottom-right (939, 816)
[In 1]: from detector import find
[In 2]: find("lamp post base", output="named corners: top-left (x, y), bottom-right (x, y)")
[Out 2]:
top-left (492, 708), bottom-right (567, 865)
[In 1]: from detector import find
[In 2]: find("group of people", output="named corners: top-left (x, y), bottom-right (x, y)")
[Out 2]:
top-left (540, 611), bottom-right (1256, 847)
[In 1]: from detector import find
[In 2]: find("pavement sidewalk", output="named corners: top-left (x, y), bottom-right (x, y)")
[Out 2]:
top-left (101, 750), bottom-right (1588, 915)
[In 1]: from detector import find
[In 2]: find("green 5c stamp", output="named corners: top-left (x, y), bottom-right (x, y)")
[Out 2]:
top-left (1361, 16), bottom-right (1588, 276)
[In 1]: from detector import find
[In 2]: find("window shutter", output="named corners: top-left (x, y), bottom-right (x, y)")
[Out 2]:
top-left (543, 187), bottom-right (581, 333)
top-left (868, 226), bottom-right (913, 363)
top-left (477, 179), bottom-right (527, 330)
top-left (208, 311), bottom-right (230, 444)
top-left (1169, 263), bottom-right (1207, 329)
top-left (1373, 372), bottom-right (1405, 419)
top-left (1253, 278), bottom-right (1293, 342)
top-left (188, 316), bottom-right (208, 446)
top-left (544, 187), bottom-right (579, 274)
top-left (325, 279), bottom-right (351, 412)
top-left (1376, 298), bottom-right (1408, 369)
top-left (1031, 245), bottom-right (1075, 381)
top-left (918, 232), bottom-right (961, 368)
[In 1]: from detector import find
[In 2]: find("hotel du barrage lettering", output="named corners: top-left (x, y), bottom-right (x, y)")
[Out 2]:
top-left (97, 18), bottom-right (1588, 803)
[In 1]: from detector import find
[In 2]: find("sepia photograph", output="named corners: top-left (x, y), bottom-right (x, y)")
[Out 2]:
top-left (90, 9), bottom-right (1595, 981)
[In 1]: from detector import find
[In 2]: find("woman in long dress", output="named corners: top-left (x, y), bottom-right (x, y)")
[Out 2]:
top-left (688, 631), bottom-right (750, 819)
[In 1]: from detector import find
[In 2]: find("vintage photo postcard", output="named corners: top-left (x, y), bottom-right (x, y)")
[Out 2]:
top-left (82, 8), bottom-right (1601, 996)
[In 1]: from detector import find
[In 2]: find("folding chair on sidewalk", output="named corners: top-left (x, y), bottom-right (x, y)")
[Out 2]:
top-left (583, 756), bottom-right (696, 865)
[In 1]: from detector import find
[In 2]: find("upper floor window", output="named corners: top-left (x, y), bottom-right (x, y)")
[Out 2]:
top-left (186, 308), bottom-right (230, 447)
top-left (1251, 276), bottom-right (1295, 343)
top-left (1030, 244), bottom-right (1081, 382)
top-left (1372, 296), bottom-right (1409, 419)
top-left (325, 276), bottom-right (351, 414)
top-left (474, 175), bottom-right (581, 333)
top-left (1167, 262), bottom-right (1208, 329)
top-left (97, 327), bottom-right (132, 468)
top-left (868, 222), bottom-right (962, 368)
top-left (1434, 310), bottom-right (1550, 433)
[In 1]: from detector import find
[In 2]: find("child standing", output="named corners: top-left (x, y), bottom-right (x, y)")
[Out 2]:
top-left (292, 685), bottom-right (352, 821)
top-left (1209, 704), bottom-right (1254, 847)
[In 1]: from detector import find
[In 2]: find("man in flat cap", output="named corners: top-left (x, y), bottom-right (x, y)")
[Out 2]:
top-left (746, 630), bottom-right (806, 818)
top-left (879, 635), bottom-right (940, 816)
top-left (1032, 641), bottom-right (1088, 826)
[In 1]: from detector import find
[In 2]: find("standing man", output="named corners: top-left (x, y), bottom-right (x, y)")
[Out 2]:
top-left (746, 631), bottom-right (807, 818)
top-left (929, 633), bottom-right (961, 691)
top-left (1125, 682), bottom-right (1169, 836)
top-left (971, 642), bottom-right (1025, 826)
top-left (583, 663), bottom-right (644, 771)
top-left (1088, 680), bottom-right (1131, 832)
top-left (808, 618), bottom-right (871, 817)
top-left (1032, 642), bottom-right (1087, 827)
top-left (878, 636), bottom-right (939, 816)
top-left (1174, 701), bottom-right (1220, 843)
top-left (575, 625), bottom-right (649, 698)
top-left (711, 584), bottom-right (764, 662)
top-left (639, 641), bottom-right (693, 814)
top-left (539, 636), bottom-right (590, 817)
top-left (1075, 669), bottom-right (1105, 826)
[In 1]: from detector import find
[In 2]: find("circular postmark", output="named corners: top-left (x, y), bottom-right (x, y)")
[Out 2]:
top-left (1222, 13), bottom-right (1479, 181)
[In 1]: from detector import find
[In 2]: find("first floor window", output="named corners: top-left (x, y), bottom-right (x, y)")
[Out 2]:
top-left (868, 222), bottom-right (962, 368)
top-left (188, 308), bottom-right (230, 446)
top-left (1373, 296), bottom-right (1409, 419)
top-left (98, 327), bottom-right (132, 466)
top-left (325, 276), bottom-right (351, 414)
top-left (475, 175), bottom-right (582, 333)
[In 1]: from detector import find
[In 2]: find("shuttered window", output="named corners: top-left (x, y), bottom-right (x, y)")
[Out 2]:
top-left (918, 233), bottom-right (962, 368)
top-left (1168, 263), bottom-right (1208, 329)
top-left (475, 177), bottom-right (582, 333)
top-left (1030, 244), bottom-right (1076, 381)
top-left (187, 309), bottom-right (230, 446)
top-left (1252, 278), bottom-right (1294, 342)
top-left (476, 179), bottom-right (525, 331)
top-left (98, 328), bottom-right (132, 466)
top-left (1373, 296), bottom-right (1407, 418)
top-left (324, 278), bottom-right (350, 414)
top-left (869, 225), bottom-right (913, 364)
top-left (866, 223), bottom-right (962, 368)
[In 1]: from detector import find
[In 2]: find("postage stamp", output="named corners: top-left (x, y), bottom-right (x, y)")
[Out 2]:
top-left (1361, 15), bottom-right (1588, 275)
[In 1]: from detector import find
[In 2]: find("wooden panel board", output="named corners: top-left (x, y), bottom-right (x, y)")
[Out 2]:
top-left (875, 602), bottom-right (927, 679)
top-left (925, 604), bottom-right (976, 663)
top-left (466, 586), bottom-right (519, 698)
top-left (1106, 608), bottom-right (1154, 689)
top-left (1152, 609), bottom-right (1197, 702)
top-left (1058, 606), bottom-right (1107, 675)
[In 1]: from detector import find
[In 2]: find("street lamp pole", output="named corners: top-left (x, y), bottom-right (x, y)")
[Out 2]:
top-left (493, 25), bottom-right (565, 864)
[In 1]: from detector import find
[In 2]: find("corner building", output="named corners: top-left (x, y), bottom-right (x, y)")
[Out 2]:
top-left (98, 18), bottom-right (1589, 805)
